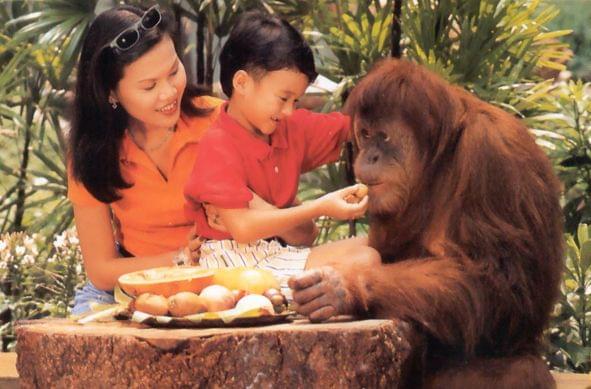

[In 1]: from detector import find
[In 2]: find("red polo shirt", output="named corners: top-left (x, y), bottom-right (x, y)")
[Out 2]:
top-left (184, 103), bottom-right (350, 240)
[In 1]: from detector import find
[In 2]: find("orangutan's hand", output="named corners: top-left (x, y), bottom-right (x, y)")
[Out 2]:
top-left (288, 266), bottom-right (355, 322)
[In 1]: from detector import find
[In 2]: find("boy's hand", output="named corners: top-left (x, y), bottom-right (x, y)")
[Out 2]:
top-left (315, 184), bottom-right (368, 220)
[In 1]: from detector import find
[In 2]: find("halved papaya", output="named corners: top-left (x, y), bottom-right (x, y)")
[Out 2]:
top-left (118, 266), bottom-right (214, 297)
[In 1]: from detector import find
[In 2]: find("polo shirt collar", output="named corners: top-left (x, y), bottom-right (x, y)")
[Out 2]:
top-left (217, 102), bottom-right (288, 161)
top-left (119, 113), bottom-right (202, 165)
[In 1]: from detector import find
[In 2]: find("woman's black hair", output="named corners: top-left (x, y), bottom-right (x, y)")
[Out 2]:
top-left (69, 4), bottom-right (212, 203)
top-left (219, 11), bottom-right (318, 97)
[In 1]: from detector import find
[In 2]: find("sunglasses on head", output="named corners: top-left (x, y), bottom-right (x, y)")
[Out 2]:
top-left (109, 5), bottom-right (162, 52)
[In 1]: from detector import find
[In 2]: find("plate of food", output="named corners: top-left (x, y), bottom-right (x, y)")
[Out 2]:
top-left (78, 267), bottom-right (294, 328)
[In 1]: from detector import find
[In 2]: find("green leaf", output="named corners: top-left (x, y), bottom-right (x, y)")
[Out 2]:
top-left (577, 224), bottom-right (589, 246)
top-left (563, 344), bottom-right (591, 369)
top-left (580, 240), bottom-right (591, 273)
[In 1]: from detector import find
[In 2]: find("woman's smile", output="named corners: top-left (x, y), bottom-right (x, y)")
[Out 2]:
top-left (157, 100), bottom-right (178, 115)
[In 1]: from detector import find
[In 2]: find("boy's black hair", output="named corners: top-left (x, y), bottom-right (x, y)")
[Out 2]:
top-left (69, 4), bottom-right (211, 203)
top-left (219, 11), bottom-right (318, 97)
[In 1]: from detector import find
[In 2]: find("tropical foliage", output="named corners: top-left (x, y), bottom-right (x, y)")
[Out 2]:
top-left (0, 229), bottom-right (85, 351)
top-left (548, 0), bottom-right (591, 81)
top-left (528, 80), bottom-right (591, 233)
top-left (547, 223), bottom-right (591, 372)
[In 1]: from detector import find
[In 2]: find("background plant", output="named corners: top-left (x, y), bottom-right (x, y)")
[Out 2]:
top-left (0, 1), bottom-right (89, 236)
top-left (0, 229), bottom-right (85, 351)
top-left (528, 80), bottom-right (591, 234)
top-left (547, 223), bottom-right (591, 373)
top-left (548, 0), bottom-right (591, 81)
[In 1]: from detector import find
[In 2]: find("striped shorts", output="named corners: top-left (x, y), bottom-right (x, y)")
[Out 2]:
top-left (199, 239), bottom-right (310, 299)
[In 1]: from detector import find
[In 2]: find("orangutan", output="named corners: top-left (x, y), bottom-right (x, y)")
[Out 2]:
top-left (289, 59), bottom-right (564, 388)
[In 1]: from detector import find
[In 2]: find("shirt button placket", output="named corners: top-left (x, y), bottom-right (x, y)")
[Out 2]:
top-left (274, 166), bottom-right (279, 174)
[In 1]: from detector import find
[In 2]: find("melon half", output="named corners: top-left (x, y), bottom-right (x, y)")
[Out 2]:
top-left (212, 267), bottom-right (280, 294)
top-left (118, 266), bottom-right (214, 297)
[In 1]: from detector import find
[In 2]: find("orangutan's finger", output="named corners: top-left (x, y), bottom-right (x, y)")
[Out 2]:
top-left (288, 269), bottom-right (323, 290)
top-left (291, 282), bottom-right (326, 305)
top-left (309, 305), bottom-right (337, 323)
top-left (293, 293), bottom-right (334, 316)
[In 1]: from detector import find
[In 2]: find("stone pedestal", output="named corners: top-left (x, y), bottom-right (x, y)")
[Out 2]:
top-left (16, 317), bottom-right (414, 388)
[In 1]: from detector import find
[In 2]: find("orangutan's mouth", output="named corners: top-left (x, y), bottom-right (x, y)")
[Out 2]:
top-left (364, 181), bottom-right (384, 189)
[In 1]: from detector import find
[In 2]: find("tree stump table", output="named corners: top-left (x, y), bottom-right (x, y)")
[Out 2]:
top-left (16, 317), bottom-right (415, 388)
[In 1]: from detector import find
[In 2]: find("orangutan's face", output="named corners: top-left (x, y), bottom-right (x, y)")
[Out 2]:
top-left (353, 116), bottom-right (421, 217)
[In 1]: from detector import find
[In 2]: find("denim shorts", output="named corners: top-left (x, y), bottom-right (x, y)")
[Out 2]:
top-left (71, 243), bottom-right (130, 316)
top-left (71, 281), bottom-right (115, 315)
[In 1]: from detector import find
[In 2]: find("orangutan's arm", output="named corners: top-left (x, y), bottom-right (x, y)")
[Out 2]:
top-left (289, 258), bottom-right (485, 351)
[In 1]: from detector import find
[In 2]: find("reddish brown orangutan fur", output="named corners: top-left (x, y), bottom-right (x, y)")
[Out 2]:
top-left (341, 59), bottom-right (564, 388)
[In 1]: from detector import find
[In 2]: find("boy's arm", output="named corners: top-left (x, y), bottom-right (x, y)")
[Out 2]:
top-left (204, 194), bottom-right (319, 246)
top-left (280, 221), bottom-right (318, 246)
top-left (217, 204), bottom-right (320, 244)
top-left (296, 110), bottom-right (351, 172)
top-left (250, 194), bottom-right (318, 246)
top-left (279, 197), bottom-right (319, 246)
top-left (217, 185), bottom-right (367, 244)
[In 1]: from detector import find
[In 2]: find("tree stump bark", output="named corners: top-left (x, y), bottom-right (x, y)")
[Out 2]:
top-left (16, 317), bottom-right (415, 388)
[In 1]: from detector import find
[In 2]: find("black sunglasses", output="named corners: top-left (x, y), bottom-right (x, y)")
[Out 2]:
top-left (109, 5), bottom-right (162, 52)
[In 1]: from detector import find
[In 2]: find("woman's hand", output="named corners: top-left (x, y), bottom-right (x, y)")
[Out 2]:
top-left (204, 194), bottom-right (276, 232)
top-left (204, 203), bottom-right (227, 232)
top-left (288, 266), bottom-right (355, 322)
top-left (314, 184), bottom-right (368, 220)
top-left (185, 226), bottom-right (204, 264)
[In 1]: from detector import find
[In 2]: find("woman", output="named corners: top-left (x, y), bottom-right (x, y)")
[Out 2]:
top-left (68, 4), bottom-right (231, 315)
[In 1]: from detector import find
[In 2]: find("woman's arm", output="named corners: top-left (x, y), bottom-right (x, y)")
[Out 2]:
top-left (73, 204), bottom-right (197, 291)
top-left (216, 185), bottom-right (367, 244)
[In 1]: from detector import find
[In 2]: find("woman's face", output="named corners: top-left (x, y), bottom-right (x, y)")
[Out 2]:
top-left (112, 34), bottom-right (187, 131)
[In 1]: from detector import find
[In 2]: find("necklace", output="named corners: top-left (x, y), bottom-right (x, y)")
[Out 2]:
top-left (129, 126), bottom-right (175, 153)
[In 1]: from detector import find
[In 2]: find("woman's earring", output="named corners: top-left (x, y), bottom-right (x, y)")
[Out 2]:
top-left (109, 97), bottom-right (118, 109)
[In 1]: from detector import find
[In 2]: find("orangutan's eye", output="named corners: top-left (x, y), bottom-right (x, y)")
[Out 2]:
top-left (376, 131), bottom-right (390, 142)
top-left (359, 128), bottom-right (370, 139)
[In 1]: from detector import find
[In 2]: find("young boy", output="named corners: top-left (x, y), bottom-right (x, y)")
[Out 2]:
top-left (184, 11), bottom-right (367, 296)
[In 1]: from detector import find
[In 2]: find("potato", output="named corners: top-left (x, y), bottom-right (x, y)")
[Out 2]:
top-left (167, 292), bottom-right (208, 317)
top-left (133, 293), bottom-right (169, 316)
